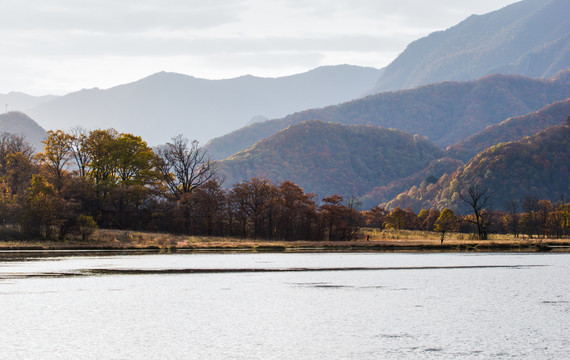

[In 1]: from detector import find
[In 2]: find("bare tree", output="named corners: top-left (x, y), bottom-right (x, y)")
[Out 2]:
top-left (504, 199), bottom-right (520, 238)
top-left (68, 127), bottom-right (91, 178)
top-left (460, 185), bottom-right (493, 240)
top-left (156, 135), bottom-right (216, 198)
top-left (521, 195), bottom-right (539, 238)
top-left (0, 132), bottom-right (34, 175)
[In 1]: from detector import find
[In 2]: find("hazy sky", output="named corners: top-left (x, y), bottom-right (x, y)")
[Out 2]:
top-left (0, 0), bottom-right (520, 95)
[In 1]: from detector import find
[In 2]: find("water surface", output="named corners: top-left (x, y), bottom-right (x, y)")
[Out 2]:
top-left (0, 252), bottom-right (568, 359)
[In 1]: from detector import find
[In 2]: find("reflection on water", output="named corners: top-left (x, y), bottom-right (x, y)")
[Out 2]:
top-left (0, 252), bottom-right (569, 359)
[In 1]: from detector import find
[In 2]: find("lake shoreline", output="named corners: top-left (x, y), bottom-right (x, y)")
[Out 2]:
top-left (1, 229), bottom-right (569, 254)
top-left (1, 236), bottom-right (569, 254)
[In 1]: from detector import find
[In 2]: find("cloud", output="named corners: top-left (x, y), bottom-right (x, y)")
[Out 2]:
top-left (0, 0), bottom-right (520, 94)
top-left (0, 0), bottom-right (246, 32)
top-left (0, 31), bottom-right (406, 57)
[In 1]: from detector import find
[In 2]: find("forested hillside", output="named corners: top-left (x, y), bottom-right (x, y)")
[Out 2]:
top-left (219, 121), bottom-right (444, 200)
top-left (359, 157), bottom-right (464, 210)
top-left (447, 98), bottom-right (570, 161)
top-left (368, 0), bottom-right (570, 93)
top-left (206, 71), bottom-right (570, 160)
top-left (386, 121), bottom-right (570, 212)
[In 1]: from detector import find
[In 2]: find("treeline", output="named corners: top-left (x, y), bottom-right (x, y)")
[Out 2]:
top-left (0, 129), bottom-right (361, 241)
top-left (0, 129), bottom-right (567, 243)
top-left (367, 195), bottom-right (570, 240)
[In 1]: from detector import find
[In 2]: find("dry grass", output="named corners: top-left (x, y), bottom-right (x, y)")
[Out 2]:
top-left (359, 228), bottom-right (570, 248)
top-left (0, 228), bottom-right (568, 252)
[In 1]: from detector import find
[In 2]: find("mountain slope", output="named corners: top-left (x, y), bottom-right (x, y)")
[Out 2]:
top-left (369, 0), bottom-right (570, 93)
top-left (386, 121), bottom-right (570, 212)
top-left (206, 71), bottom-right (570, 160)
top-left (219, 121), bottom-right (444, 200)
top-left (27, 65), bottom-right (382, 146)
top-left (360, 157), bottom-right (464, 210)
top-left (0, 112), bottom-right (47, 151)
top-left (447, 97), bottom-right (570, 161)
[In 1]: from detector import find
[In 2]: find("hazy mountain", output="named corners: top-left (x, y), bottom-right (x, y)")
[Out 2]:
top-left (0, 112), bottom-right (47, 152)
top-left (219, 120), bottom-right (444, 200)
top-left (0, 92), bottom-right (58, 113)
top-left (205, 71), bottom-right (570, 160)
top-left (27, 65), bottom-right (382, 146)
top-left (447, 97), bottom-right (570, 161)
top-left (386, 121), bottom-right (570, 212)
top-left (368, 0), bottom-right (570, 94)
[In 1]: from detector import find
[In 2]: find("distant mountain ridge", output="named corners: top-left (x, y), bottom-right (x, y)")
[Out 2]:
top-left (0, 93), bottom-right (58, 113)
top-left (219, 120), bottom-right (445, 200)
top-left (447, 97), bottom-right (570, 161)
top-left (368, 0), bottom-right (570, 93)
top-left (27, 65), bottom-right (382, 146)
top-left (205, 71), bottom-right (570, 160)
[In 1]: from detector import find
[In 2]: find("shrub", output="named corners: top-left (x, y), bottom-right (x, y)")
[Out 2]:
top-left (78, 215), bottom-right (98, 241)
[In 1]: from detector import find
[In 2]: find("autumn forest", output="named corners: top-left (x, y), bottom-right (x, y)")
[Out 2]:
top-left (0, 126), bottom-right (568, 244)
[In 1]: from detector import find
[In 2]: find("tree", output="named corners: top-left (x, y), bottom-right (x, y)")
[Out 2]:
top-left (504, 199), bottom-right (520, 238)
top-left (434, 208), bottom-right (459, 244)
top-left (536, 200), bottom-right (553, 239)
top-left (156, 135), bottom-right (216, 198)
top-left (319, 195), bottom-right (360, 241)
top-left (104, 133), bottom-right (158, 229)
top-left (4, 152), bottom-right (36, 197)
top-left (275, 180), bottom-right (318, 240)
top-left (190, 180), bottom-right (226, 236)
top-left (547, 202), bottom-right (569, 239)
top-left (39, 130), bottom-right (73, 191)
top-left (20, 175), bottom-right (59, 238)
top-left (0, 132), bottom-right (34, 176)
top-left (364, 206), bottom-right (388, 229)
top-left (0, 181), bottom-right (18, 226)
top-left (418, 208), bottom-right (440, 231)
top-left (229, 178), bottom-right (276, 238)
top-left (385, 207), bottom-right (417, 230)
top-left (385, 207), bottom-right (407, 230)
top-left (112, 133), bottom-right (156, 185)
top-left (84, 129), bottom-right (119, 193)
top-left (521, 195), bottom-right (539, 238)
top-left (68, 127), bottom-right (90, 178)
top-left (460, 185), bottom-right (493, 240)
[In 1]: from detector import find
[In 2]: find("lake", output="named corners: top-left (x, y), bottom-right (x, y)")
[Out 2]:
top-left (0, 252), bottom-right (568, 359)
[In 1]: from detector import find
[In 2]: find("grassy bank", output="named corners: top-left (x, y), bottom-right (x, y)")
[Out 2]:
top-left (1, 228), bottom-right (569, 253)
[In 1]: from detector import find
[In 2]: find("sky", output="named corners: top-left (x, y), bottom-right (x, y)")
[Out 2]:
top-left (0, 0), bottom-right (520, 96)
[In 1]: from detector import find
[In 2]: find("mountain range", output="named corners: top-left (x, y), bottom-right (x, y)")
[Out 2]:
top-left (205, 71), bottom-right (570, 160)
top-left (26, 65), bottom-right (382, 146)
top-left (218, 93), bottom-right (570, 209)
top-left (369, 0), bottom-right (570, 93)
top-left (0, 93), bottom-right (58, 113)
top-left (2, 0), bottom-right (569, 214)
